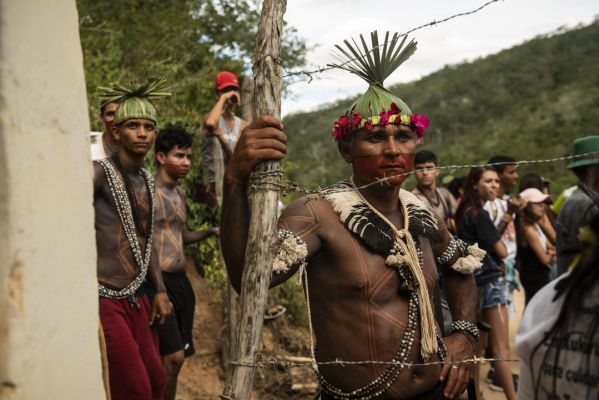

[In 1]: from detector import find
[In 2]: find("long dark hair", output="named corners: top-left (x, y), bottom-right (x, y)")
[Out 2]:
top-left (520, 203), bottom-right (541, 226)
top-left (529, 211), bottom-right (599, 398)
top-left (455, 166), bottom-right (497, 225)
top-left (516, 204), bottom-right (540, 248)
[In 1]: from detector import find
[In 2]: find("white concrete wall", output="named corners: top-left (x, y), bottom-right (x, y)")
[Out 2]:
top-left (0, 1), bottom-right (104, 399)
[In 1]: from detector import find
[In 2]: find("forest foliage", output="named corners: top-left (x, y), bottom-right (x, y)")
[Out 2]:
top-left (78, 0), bottom-right (305, 130)
top-left (77, 0), bottom-right (307, 288)
top-left (282, 21), bottom-right (599, 196)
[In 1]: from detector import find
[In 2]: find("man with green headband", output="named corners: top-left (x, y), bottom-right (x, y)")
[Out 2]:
top-left (94, 79), bottom-right (172, 400)
top-left (221, 33), bottom-right (481, 399)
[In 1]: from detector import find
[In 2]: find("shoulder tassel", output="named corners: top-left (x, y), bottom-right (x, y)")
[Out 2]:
top-left (449, 244), bottom-right (485, 275)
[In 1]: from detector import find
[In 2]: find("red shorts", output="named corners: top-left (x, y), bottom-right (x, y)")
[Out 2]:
top-left (100, 295), bottom-right (165, 400)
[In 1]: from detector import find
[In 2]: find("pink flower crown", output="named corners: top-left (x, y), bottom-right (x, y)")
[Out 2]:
top-left (331, 103), bottom-right (429, 142)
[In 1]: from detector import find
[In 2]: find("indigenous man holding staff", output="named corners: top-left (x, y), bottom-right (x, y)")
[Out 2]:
top-left (94, 80), bottom-right (172, 400)
top-left (221, 33), bottom-right (483, 399)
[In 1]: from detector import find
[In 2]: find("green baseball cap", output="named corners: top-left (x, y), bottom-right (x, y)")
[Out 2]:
top-left (567, 135), bottom-right (599, 169)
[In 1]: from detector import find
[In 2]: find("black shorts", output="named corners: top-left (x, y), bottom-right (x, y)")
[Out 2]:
top-left (156, 271), bottom-right (196, 357)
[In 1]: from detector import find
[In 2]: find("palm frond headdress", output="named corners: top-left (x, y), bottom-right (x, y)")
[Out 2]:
top-left (328, 32), bottom-right (429, 141)
top-left (98, 78), bottom-right (171, 125)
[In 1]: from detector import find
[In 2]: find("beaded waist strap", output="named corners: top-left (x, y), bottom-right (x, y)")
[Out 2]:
top-left (98, 271), bottom-right (147, 300)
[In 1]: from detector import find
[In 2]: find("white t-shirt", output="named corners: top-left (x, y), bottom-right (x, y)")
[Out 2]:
top-left (515, 273), bottom-right (599, 399)
top-left (484, 196), bottom-right (517, 261)
top-left (90, 131), bottom-right (108, 161)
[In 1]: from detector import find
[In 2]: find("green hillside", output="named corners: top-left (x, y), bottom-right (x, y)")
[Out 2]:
top-left (282, 21), bottom-right (599, 196)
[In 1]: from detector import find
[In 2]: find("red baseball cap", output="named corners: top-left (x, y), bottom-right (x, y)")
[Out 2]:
top-left (215, 71), bottom-right (240, 91)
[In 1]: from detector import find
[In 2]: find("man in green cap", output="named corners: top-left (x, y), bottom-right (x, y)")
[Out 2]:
top-left (556, 135), bottom-right (599, 274)
top-left (94, 79), bottom-right (172, 400)
top-left (220, 32), bottom-right (482, 399)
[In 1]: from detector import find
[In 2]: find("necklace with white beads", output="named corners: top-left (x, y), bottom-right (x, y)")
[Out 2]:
top-left (97, 158), bottom-right (155, 299)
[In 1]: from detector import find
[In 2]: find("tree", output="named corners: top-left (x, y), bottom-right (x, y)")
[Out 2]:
top-left (77, 0), bottom-right (306, 131)
top-left (77, 0), bottom-right (307, 290)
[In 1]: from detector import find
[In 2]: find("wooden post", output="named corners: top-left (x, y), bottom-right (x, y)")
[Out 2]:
top-left (211, 137), bottom-right (225, 202)
top-left (223, 74), bottom-right (254, 368)
top-left (208, 106), bottom-right (233, 370)
top-left (240, 75), bottom-right (255, 122)
top-left (221, 0), bottom-right (286, 398)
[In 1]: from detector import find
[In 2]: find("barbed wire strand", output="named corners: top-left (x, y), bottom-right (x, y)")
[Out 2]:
top-left (248, 150), bottom-right (599, 196)
top-left (358, 150), bottom-right (598, 191)
top-left (282, 0), bottom-right (502, 81)
top-left (228, 355), bottom-right (519, 369)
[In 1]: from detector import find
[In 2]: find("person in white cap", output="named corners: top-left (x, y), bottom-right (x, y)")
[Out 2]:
top-left (517, 188), bottom-right (556, 304)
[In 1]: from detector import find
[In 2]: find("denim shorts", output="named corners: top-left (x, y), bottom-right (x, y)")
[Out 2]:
top-left (478, 277), bottom-right (507, 311)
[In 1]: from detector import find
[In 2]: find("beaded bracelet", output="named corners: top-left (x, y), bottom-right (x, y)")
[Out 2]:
top-left (436, 234), bottom-right (458, 265)
top-left (437, 235), bottom-right (470, 266)
top-left (450, 320), bottom-right (480, 342)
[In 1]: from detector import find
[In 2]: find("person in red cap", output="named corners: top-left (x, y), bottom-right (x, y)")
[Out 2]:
top-left (200, 71), bottom-right (248, 201)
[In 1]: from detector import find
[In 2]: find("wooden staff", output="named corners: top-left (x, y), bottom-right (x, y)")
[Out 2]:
top-left (240, 75), bottom-right (255, 122)
top-left (221, 0), bottom-right (286, 399)
top-left (223, 75), bottom-right (254, 368)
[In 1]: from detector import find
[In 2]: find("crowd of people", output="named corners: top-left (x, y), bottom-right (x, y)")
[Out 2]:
top-left (90, 36), bottom-right (598, 400)
top-left (411, 142), bottom-right (599, 399)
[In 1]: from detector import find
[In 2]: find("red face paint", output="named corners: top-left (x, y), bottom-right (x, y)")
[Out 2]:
top-left (353, 153), bottom-right (415, 186)
top-left (162, 146), bottom-right (192, 180)
top-left (105, 120), bottom-right (115, 133)
top-left (349, 124), bottom-right (417, 187)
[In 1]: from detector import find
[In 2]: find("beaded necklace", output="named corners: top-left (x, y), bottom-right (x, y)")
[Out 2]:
top-left (97, 157), bottom-right (155, 299)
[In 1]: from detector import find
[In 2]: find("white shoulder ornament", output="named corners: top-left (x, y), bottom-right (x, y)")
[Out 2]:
top-left (272, 229), bottom-right (308, 274)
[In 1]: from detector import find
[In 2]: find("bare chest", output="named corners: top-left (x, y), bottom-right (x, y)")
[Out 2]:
top-left (311, 222), bottom-right (438, 304)
top-left (95, 172), bottom-right (153, 234)
top-left (154, 188), bottom-right (186, 231)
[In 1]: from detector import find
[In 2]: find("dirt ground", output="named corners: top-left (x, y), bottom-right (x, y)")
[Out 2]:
top-left (176, 259), bottom-right (317, 400)
top-left (177, 259), bottom-right (524, 399)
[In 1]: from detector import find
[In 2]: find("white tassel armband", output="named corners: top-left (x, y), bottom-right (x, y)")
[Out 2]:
top-left (272, 229), bottom-right (308, 274)
top-left (437, 235), bottom-right (485, 275)
top-left (449, 243), bottom-right (485, 275)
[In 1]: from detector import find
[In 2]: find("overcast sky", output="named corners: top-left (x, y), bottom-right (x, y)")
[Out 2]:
top-left (281, 0), bottom-right (599, 116)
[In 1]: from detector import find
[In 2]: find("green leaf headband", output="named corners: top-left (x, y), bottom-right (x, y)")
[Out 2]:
top-left (328, 32), bottom-right (429, 141)
top-left (98, 78), bottom-right (172, 125)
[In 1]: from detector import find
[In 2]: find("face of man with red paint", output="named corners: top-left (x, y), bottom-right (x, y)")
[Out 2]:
top-left (100, 102), bottom-right (118, 134)
top-left (157, 145), bottom-right (192, 181)
top-left (340, 124), bottom-right (417, 187)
